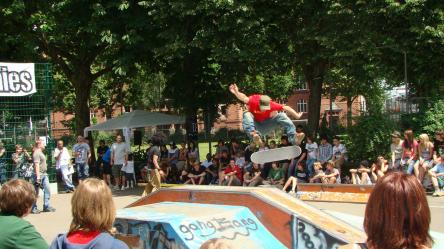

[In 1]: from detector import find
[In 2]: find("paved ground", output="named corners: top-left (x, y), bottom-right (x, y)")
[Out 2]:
top-left (26, 186), bottom-right (444, 244)
top-left (309, 197), bottom-right (444, 233)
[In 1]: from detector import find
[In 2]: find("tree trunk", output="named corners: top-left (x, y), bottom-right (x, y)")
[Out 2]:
top-left (71, 69), bottom-right (96, 166)
top-left (347, 96), bottom-right (353, 128)
top-left (105, 106), bottom-right (113, 119)
top-left (303, 62), bottom-right (326, 138)
top-left (72, 73), bottom-right (93, 136)
top-left (185, 109), bottom-right (198, 143)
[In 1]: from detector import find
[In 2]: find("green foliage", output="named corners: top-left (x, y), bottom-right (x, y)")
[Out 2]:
top-left (3, 0), bottom-right (444, 138)
top-left (58, 134), bottom-right (76, 149)
top-left (93, 132), bottom-right (115, 147)
top-left (422, 99), bottom-right (444, 136)
top-left (400, 113), bottom-right (423, 133)
top-left (347, 113), bottom-right (396, 161)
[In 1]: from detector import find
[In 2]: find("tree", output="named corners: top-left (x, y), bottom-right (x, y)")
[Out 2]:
top-left (252, 0), bottom-right (444, 136)
top-left (134, 0), bottom-right (290, 140)
top-left (5, 1), bottom-right (134, 135)
top-left (422, 99), bottom-right (444, 136)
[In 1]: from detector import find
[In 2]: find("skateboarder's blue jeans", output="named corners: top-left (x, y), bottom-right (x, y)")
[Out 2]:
top-left (242, 112), bottom-right (296, 144)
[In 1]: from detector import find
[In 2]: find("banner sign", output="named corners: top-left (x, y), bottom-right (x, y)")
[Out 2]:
top-left (115, 202), bottom-right (286, 249)
top-left (0, 62), bottom-right (36, 96)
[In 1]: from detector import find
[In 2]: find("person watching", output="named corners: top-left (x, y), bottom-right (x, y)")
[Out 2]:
top-left (363, 172), bottom-right (433, 249)
top-left (0, 179), bottom-right (48, 249)
top-left (50, 178), bottom-right (128, 249)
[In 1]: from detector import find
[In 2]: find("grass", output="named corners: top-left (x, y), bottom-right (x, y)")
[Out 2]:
top-left (198, 142), bottom-right (216, 161)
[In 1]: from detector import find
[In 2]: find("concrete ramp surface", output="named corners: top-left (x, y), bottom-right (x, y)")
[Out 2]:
top-left (115, 202), bottom-right (286, 249)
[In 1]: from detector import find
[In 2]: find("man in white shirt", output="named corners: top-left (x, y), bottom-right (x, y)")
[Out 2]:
top-left (332, 136), bottom-right (347, 174)
top-left (111, 135), bottom-right (129, 190)
top-left (54, 140), bottom-right (74, 192)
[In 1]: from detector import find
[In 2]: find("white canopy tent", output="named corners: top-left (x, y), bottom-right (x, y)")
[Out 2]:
top-left (83, 110), bottom-right (185, 145)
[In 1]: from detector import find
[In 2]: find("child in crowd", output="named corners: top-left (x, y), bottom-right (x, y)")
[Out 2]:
top-left (123, 153), bottom-right (136, 189)
top-left (415, 133), bottom-right (434, 182)
top-left (317, 135), bottom-right (333, 166)
top-left (234, 152), bottom-right (246, 168)
top-left (332, 136), bottom-right (347, 174)
top-left (185, 162), bottom-right (206, 185)
top-left (371, 156), bottom-right (388, 182)
top-left (428, 153), bottom-right (444, 197)
top-left (390, 131), bottom-right (403, 171)
top-left (310, 162), bottom-right (325, 183)
top-left (50, 178), bottom-right (128, 249)
top-left (350, 160), bottom-right (372, 185)
top-left (243, 163), bottom-right (263, 187)
top-left (305, 136), bottom-right (318, 177)
top-left (324, 160), bottom-right (341, 184)
top-left (433, 130), bottom-right (444, 165)
top-left (264, 162), bottom-right (284, 189)
top-left (283, 162), bottom-right (309, 194)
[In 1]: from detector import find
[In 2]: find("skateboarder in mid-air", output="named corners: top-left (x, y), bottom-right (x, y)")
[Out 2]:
top-left (229, 84), bottom-right (303, 145)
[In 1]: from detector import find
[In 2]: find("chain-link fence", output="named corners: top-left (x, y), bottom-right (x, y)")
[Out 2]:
top-left (0, 63), bottom-right (56, 183)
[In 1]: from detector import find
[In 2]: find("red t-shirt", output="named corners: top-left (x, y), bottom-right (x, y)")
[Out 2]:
top-left (224, 165), bottom-right (243, 181)
top-left (248, 95), bottom-right (283, 122)
top-left (67, 230), bottom-right (101, 244)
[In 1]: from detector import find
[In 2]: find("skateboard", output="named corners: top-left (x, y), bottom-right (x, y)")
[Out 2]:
top-left (251, 145), bottom-right (302, 164)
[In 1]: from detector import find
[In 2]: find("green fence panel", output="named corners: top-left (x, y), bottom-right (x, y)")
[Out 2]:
top-left (0, 63), bottom-right (56, 183)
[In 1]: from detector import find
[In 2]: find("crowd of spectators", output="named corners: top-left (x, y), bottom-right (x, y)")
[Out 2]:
top-left (0, 126), bottom-right (442, 203)
top-left (348, 129), bottom-right (444, 196)
top-left (149, 125), bottom-right (345, 192)
top-left (145, 126), bottom-right (444, 198)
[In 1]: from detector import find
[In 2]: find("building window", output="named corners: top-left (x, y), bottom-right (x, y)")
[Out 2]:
top-left (297, 99), bottom-right (307, 113)
top-left (296, 81), bottom-right (308, 90)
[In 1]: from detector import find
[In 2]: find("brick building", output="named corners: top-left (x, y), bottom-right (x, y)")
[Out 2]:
top-left (52, 85), bottom-right (365, 137)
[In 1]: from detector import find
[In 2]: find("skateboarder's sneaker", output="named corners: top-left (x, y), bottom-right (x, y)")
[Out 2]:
top-left (432, 190), bottom-right (443, 197)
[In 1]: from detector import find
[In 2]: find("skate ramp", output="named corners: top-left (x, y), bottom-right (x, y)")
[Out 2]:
top-left (296, 183), bottom-right (373, 203)
top-left (128, 185), bottom-right (366, 248)
top-left (115, 202), bottom-right (286, 249)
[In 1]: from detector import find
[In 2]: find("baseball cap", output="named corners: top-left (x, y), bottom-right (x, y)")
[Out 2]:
top-left (391, 131), bottom-right (401, 138)
top-left (259, 95), bottom-right (271, 111)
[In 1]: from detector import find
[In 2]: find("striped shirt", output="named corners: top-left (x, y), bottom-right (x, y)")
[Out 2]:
top-left (318, 143), bottom-right (333, 162)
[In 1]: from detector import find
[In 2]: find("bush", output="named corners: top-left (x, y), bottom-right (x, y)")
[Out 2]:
top-left (347, 113), bottom-right (396, 162)
top-left (93, 132), bottom-right (115, 146)
top-left (422, 99), bottom-right (444, 136)
top-left (400, 113), bottom-right (423, 133)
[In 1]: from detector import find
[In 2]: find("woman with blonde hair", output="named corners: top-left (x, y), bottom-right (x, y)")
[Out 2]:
top-left (50, 178), bottom-right (128, 249)
top-left (414, 134), bottom-right (434, 182)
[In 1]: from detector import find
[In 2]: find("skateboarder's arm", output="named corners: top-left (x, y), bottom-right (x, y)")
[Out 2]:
top-left (282, 105), bottom-right (303, 119)
top-left (229, 84), bottom-right (249, 104)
